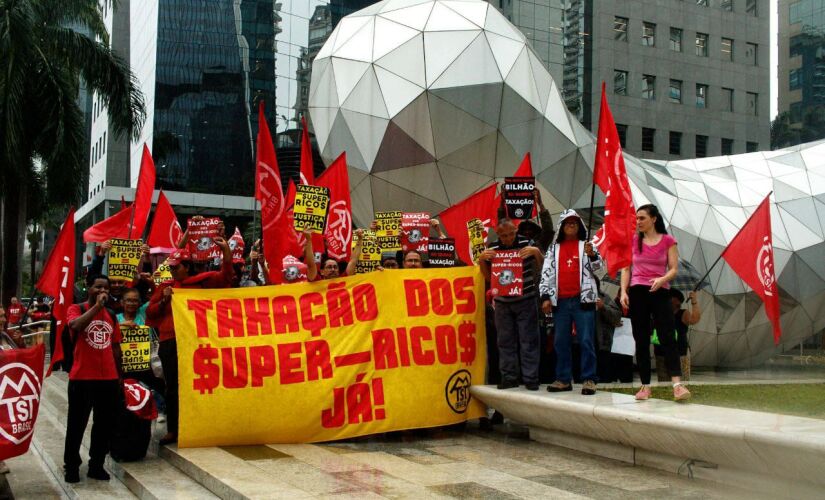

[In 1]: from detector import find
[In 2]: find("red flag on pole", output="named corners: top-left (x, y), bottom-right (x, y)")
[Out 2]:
top-left (256, 102), bottom-right (295, 283)
top-left (439, 183), bottom-right (498, 264)
top-left (0, 344), bottom-right (45, 460)
top-left (36, 209), bottom-right (75, 375)
top-left (591, 83), bottom-right (635, 277)
top-left (147, 191), bottom-right (183, 253)
top-left (130, 144), bottom-right (156, 239)
top-left (83, 205), bottom-right (133, 243)
top-left (300, 116), bottom-right (314, 185)
top-left (721, 195), bottom-right (782, 344)
top-left (317, 153), bottom-right (352, 261)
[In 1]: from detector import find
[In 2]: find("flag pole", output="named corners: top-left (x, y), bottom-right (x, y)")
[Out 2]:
top-left (586, 182), bottom-right (597, 239)
top-left (692, 191), bottom-right (773, 291)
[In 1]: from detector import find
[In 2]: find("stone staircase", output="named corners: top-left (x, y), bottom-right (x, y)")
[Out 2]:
top-left (34, 372), bottom-right (217, 499)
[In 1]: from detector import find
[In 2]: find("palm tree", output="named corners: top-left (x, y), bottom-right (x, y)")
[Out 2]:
top-left (0, 0), bottom-right (145, 301)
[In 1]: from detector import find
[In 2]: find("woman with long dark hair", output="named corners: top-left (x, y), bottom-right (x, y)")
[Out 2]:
top-left (619, 204), bottom-right (690, 401)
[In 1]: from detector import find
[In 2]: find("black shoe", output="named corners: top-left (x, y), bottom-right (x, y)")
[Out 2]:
top-left (496, 380), bottom-right (518, 390)
top-left (546, 381), bottom-right (573, 392)
top-left (525, 383), bottom-right (540, 391)
top-left (490, 410), bottom-right (504, 425)
top-left (64, 467), bottom-right (80, 483)
top-left (87, 466), bottom-right (110, 481)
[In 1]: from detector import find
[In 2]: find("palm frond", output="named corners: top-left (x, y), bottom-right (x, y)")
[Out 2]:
top-left (45, 25), bottom-right (145, 141)
top-left (34, 0), bottom-right (109, 46)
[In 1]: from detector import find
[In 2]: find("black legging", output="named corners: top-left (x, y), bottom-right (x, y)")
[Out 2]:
top-left (158, 339), bottom-right (178, 435)
top-left (629, 285), bottom-right (681, 384)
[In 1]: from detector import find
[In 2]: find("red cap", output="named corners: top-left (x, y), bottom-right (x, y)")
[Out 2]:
top-left (166, 249), bottom-right (191, 266)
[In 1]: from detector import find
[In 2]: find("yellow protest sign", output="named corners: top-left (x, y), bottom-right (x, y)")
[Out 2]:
top-left (172, 267), bottom-right (487, 447)
top-left (293, 184), bottom-right (330, 233)
top-left (375, 211), bottom-right (402, 252)
top-left (108, 239), bottom-right (143, 281)
top-left (466, 219), bottom-right (486, 265)
top-left (355, 230), bottom-right (381, 274)
top-left (153, 260), bottom-right (173, 286)
top-left (120, 325), bottom-right (152, 372)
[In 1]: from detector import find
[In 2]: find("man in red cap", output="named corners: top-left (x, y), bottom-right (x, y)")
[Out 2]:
top-left (146, 237), bottom-right (233, 445)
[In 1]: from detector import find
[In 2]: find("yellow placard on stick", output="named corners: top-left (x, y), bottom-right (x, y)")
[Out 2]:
top-left (172, 267), bottom-right (487, 447)
top-left (120, 325), bottom-right (152, 373)
top-left (108, 238), bottom-right (143, 281)
top-left (374, 211), bottom-right (402, 252)
top-left (355, 230), bottom-right (381, 274)
top-left (293, 184), bottom-right (330, 234)
top-left (466, 219), bottom-right (487, 265)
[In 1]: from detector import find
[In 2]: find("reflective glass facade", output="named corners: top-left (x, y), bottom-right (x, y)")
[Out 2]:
top-left (153, 0), bottom-right (278, 196)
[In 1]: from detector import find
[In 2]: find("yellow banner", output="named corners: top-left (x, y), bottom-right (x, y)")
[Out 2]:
top-left (173, 267), bottom-right (487, 447)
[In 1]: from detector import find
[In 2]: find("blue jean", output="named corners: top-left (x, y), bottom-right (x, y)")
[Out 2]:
top-left (554, 297), bottom-right (597, 383)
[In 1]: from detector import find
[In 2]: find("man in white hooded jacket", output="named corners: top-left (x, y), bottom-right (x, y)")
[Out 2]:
top-left (539, 210), bottom-right (603, 395)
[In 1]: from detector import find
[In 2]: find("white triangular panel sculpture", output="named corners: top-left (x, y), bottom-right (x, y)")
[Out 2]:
top-left (309, 0), bottom-right (825, 367)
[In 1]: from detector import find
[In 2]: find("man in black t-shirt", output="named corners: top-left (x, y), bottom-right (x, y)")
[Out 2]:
top-left (478, 219), bottom-right (543, 390)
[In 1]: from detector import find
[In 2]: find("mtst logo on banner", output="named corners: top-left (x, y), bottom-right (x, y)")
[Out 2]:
top-left (0, 344), bottom-right (45, 461)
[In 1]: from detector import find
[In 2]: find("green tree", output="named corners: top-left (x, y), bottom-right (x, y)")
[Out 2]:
top-left (771, 105), bottom-right (825, 150)
top-left (0, 0), bottom-right (145, 301)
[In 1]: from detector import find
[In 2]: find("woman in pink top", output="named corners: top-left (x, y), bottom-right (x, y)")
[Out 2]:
top-left (619, 204), bottom-right (690, 401)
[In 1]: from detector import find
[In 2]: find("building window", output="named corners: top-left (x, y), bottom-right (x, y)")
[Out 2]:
top-left (614, 70), bottom-right (628, 95)
top-left (616, 124), bottom-right (628, 148)
top-left (669, 131), bottom-right (682, 155)
top-left (722, 87), bottom-right (734, 111)
top-left (747, 92), bottom-right (758, 115)
top-left (789, 69), bottom-right (803, 90)
top-left (746, 0), bottom-right (757, 16)
top-left (695, 33), bottom-right (709, 57)
top-left (614, 16), bottom-right (629, 41)
top-left (642, 128), bottom-right (656, 152)
top-left (721, 38), bottom-right (734, 61)
top-left (670, 27), bottom-right (682, 52)
top-left (102, 132), bottom-right (106, 155)
top-left (721, 0), bottom-right (733, 11)
top-left (669, 79), bottom-right (682, 103)
top-left (721, 138), bottom-right (733, 155)
top-left (642, 22), bottom-right (656, 47)
top-left (745, 42), bottom-right (758, 65)
top-left (642, 75), bottom-right (656, 100)
top-left (747, 141), bottom-right (759, 152)
top-left (696, 135), bottom-right (708, 158)
top-left (696, 0), bottom-right (708, 6)
top-left (696, 84), bottom-right (708, 108)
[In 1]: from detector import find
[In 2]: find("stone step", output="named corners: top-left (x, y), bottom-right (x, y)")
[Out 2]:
top-left (39, 373), bottom-right (217, 500)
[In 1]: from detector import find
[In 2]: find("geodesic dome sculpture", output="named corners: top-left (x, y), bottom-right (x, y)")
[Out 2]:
top-left (308, 0), bottom-right (825, 367)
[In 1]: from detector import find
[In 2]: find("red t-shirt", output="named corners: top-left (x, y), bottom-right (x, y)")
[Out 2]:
top-left (557, 240), bottom-right (581, 299)
top-left (6, 304), bottom-right (24, 325)
top-left (66, 304), bottom-right (122, 381)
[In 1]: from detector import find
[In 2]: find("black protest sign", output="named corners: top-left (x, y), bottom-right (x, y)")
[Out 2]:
top-left (428, 238), bottom-right (456, 268)
top-left (503, 176), bottom-right (535, 220)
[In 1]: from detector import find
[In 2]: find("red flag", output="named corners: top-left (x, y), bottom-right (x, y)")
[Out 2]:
top-left (286, 178), bottom-right (297, 209)
top-left (439, 183), bottom-right (498, 264)
top-left (300, 116), bottom-right (314, 185)
top-left (317, 153), bottom-right (352, 261)
top-left (0, 344), bottom-right (45, 460)
top-left (147, 191), bottom-right (183, 253)
top-left (721, 195), bottom-right (782, 344)
top-left (122, 379), bottom-right (158, 420)
top-left (592, 83), bottom-right (635, 277)
top-left (256, 102), bottom-right (296, 283)
top-left (36, 209), bottom-right (75, 375)
top-left (130, 144), bottom-right (157, 239)
top-left (83, 205), bottom-right (133, 243)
